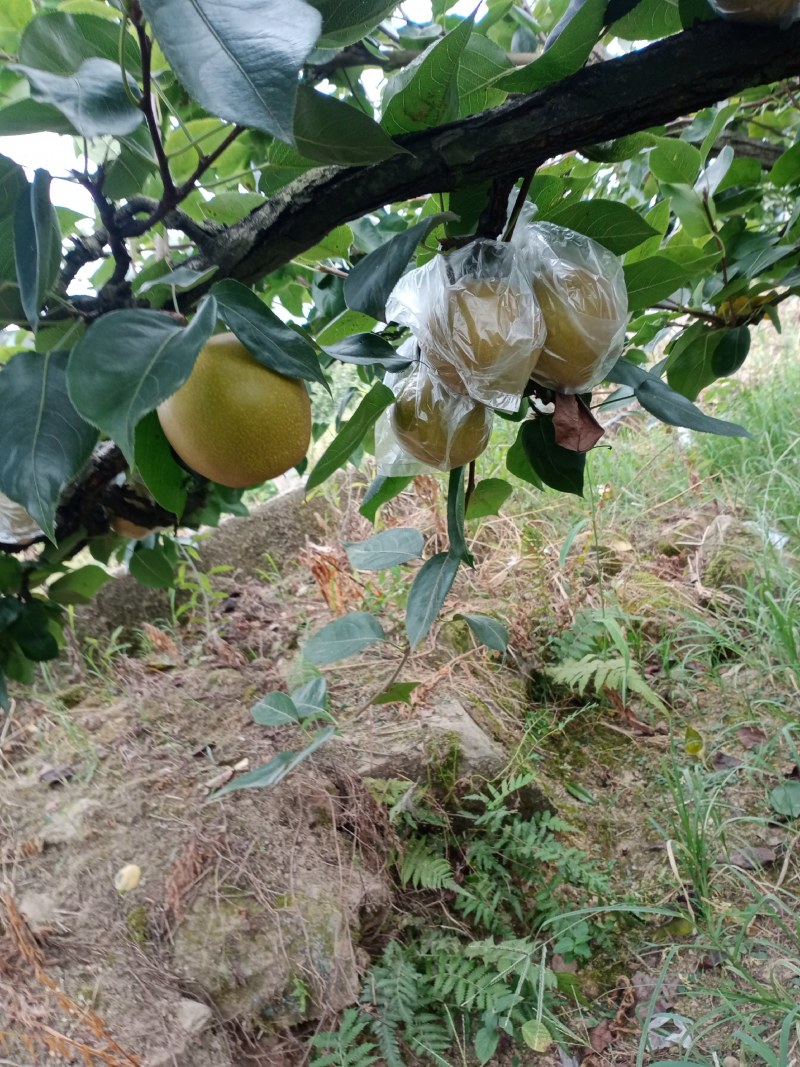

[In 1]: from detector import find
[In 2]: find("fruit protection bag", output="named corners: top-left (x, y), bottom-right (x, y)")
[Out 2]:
top-left (377, 361), bottom-right (493, 475)
top-left (385, 239), bottom-right (546, 413)
top-left (514, 221), bottom-right (628, 395)
top-left (708, 0), bottom-right (800, 24)
top-left (0, 491), bottom-right (41, 543)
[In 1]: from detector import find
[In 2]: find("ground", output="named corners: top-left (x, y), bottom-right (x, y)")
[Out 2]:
top-left (1, 320), bottom-right (799, 1067)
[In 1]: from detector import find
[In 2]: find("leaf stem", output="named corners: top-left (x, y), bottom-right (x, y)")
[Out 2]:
top-left (502, 173), bottom-right (534, 242)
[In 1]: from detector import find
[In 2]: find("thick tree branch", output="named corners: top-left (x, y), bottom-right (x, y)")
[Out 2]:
top-left (179, 21), bottom-right (800, 302)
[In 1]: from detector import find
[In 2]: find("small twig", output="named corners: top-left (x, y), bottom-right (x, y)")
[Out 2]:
top-left (654, 302), bottom-right (724, 326)
top-left (56, 231), bottom-right (108, 295)
top-left (72, 171), bottom-right (131, 288)
top-left (354, 648), bottom-right (411, 719)
top-left (134, 21), bottom-right (176, 204)
top-left (502, 172), bottom-right (534, 242)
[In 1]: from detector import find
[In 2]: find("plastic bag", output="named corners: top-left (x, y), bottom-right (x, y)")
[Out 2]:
top-left (0, 491), bottom-right (41, 543)
top-left (375, 347), bottom-right (430, 477)
top-left (380, 362), bottom-right (493, 473)
top-left (386, 239), bottom-right (545, 413)
top-left (514, 221), bottom-right (628, 394)
top-left (708, 0), bottom-right (800, 24)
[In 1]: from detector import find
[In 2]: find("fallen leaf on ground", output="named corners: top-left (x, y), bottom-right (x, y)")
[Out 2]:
top-left (720, 846), bottom-right (777, 870)
top-left (737, 725), bottom-right (767, 749)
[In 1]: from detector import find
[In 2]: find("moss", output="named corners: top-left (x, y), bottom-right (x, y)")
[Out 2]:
top-left (424, 730), bottom-right (462, 800)
top-left (57, 683), bottom-right (89, 709)
top-left (438, 618), bottom-right (472, 655)
top-left (126, 905), bottom-right (150, 944)
top-left (613, 569), bottom-right (692, 619)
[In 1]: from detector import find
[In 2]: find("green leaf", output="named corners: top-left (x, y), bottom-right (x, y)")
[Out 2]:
top-left (18, 12), bottom-right (141, 75)
top-left (457, 34), bottom-right (511, 117)
top-left (47, 564), bottom-right (111, 605)
top-left (13, 59), bottom-right (144, 139)
top-left (610, 0), bottom-right (683, 38)
top-left (541, 198), bottom-right (658, 255)
top-left (711, 326), bottom-right (750, 378)
top-left (128, 543), bottom-right (175, 589)
top-left (456, 613), bottom-right (508, 653)
top-left (133, 411), bottom-right (188, 516)
top-left (606, 358), bottom-right (749, 437)
top-left (0, 557), bottom-right (23, 594)
top-left (447, 465), bottom-right (472, 566)
top-left (67, 299), bottom-right (217, 464)
top-left (291, 676), bottom-right (329, 718)
top-left (13, 169), bottom-right (60, 332)
top-left (309, 0), bottom-right (397, 47)
top-left (661, 183), bottom-right (713, 239)
top-left (0, 0), bottom-right (32, 46)
top-left (520, 417), bottom-right (585, 496)
top-left (295, 225), bottom-right (353, 265)
top-left (372, 681), bottom-right (419, 705)
top-left (323, 333), bottom-right (411, 372)
top-left (344, 213), bottom-right (454, 321)
top-left (359, 475), bottom-right (413, 523)
top-left (210, 279), bottom-right (328, 388)
top-left (406, 552), bottom-right (460, 648)
top-left (770, 143), bottom-right (800, 188)
top-left (251, 691), bottom-right (302, 726)
top-left (769, 781), bottom-right (800, 819)
top-left (316, 309), bottom-right (377, 345)
top-left (0, 98), bottom-right (77, 136)
top-left (139, 0), bottom-right (321, 142)
top-left (520, 1019), bottom-right (552, 1053)
top-left (506, 425), bottom-right (544, 490)
top-left (9, 600), bottom-right (59, 662)
top-left (623, 256), bottom-right (692, 312)
top-left (200, 192), bottom-right (266, 225)
top-left (212, 726), bottom-right (335, 797)
top-left (648, 137), bottom-right (702, 185)
top-left (0, 153), bottom-right (27, 217)
top-left (303, 611), bottom-right (386, 665)
top-left (306, 381), bottom-right (394, 491)
top-left (138, 265), bottom-right (218, 296)
top-left (0, 351), bottom-right (98, 542)
top-left (294, 86), bottom-right (402, 165)
top-left (344, 528), bottom-right (424, 570)
top-left (474, 1025), bottom-right (500, 1065)
top-left (496, 0), bottom-right (606, 92)
top-left (465, 477), bottom-right (513, 519)
top-left (663, 322), bottom-right (723, 400)
top-left (382, 14), bottom-right (473, 135)
top-left (103, 127), bottom-right (159, 199)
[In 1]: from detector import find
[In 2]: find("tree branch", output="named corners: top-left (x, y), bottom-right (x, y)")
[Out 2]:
top-left (177, 21), bottom-right (800, 301)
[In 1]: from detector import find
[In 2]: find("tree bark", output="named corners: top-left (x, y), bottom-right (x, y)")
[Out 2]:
top-left (176, 20), bottom-right (800, 301)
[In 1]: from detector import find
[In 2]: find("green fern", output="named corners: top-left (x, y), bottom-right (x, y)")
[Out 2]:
top-left (309, 1008), bottom-right (379, 1067)
top-left (361, 941), bottom-right (422, 1067)
top-left (546, 653), bottom-right (666, 712)
top-left (400, 837), bottom-right (457, 890)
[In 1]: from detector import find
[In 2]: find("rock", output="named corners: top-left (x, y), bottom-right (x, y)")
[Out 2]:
top-left (570, 530), bottom-right (635, 577)
top-left (613, 569), bottom-right (694, 621)
top-left (40, 797), bottom-right (99, 845)
top-left (176, 998), bottom-right (213, 1036)
top-left (172, 876), bottom-right (380, 1026)
top-left (655, 515), bottom-right (707, 557)
top-left (17, 890), bottom-right (56, 929)
top-left (697, 514), bottom-right (778, 591)
top-left (342, 695), bottom-right (507, 785)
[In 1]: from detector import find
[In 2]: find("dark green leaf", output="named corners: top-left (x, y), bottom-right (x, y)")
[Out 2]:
top-left (457, 33), bottom-right (511, 117)
top-left (140, 0), bottom-right (321, 142)
top-left (212, 727), bottom-right (335, 797)
top-left (0, 351), bottom-right (98, 542)
top-left (345, 528), bottom-right (424, 570)
top-left (303, 611), bottom-right (386, 665)
top-left (541, 198), bottom-right (658, 255)
top-left (13, 169), bottom-right (60, 332)
top-left (506, 424), bottom-right (544, 490)
top-left (48, 564), bottom-right (112, 605)
top-left (679, 0), bottom-right (716, 26)
top-left (382, 14), bottom-right (473, 135)
top-left (9, 600), bottom-right (59, 662)
top-left (14, 59), bottom-right (144, 139)
top-left (606, 358), bottom-right (750, 437)
top-left (0, 556), bottom-right (23, 595)
top-left (138, 266), bottom-right (218, 296)
top-left (133, 411), bottom-right (188, 516)
top-left (344, 213), bottom-right (454, 321)
top-left (769, 781), bottom-right (800, 819)
top-left (18, 12), bottom-right (141, 75)
top-left (496, 0), bottom-right (606, 92)
top-left (372, 681), bottom-right (419, 705)
top-left (252, 691), bottom-right (301, 726)
top-left (294, 86), bottom-right (402, 165)
top-left (0, 596), bottom-right (22, 629)
top-left (712, 326), bottom-right (750, 378)
top-left (0, 153), bottom-right (26, 216)
top-left (323, 333), bottom-right (411, 372)
top-left (447, 466), bottom-right (473, 566)
top-left (456, 613), bottom-right (508, 653)
top-left (663, 322), bottom-right (723, 400)
top-left (211, 279), bottom-right (327, 389)
top-left (68, 299), bottom-right (218, 464)
top-left (623, 256), bottom-right (693, 312)
top-left (0, 98), bottom-right (76, 136)
top-left (520, 417), bottom-right (585, 496)
top-left (770, 143), bottom-right (800, 188)
top-left (465, 477), bottom-right (513, 520)
top-left (129, 543), bottom-right (176, 589)
top-left (359, 475), bottom-right (413, 523)
top-left (310, 0), bottom-right (397, 46)
top-left (102, 128), bottom-right (159, 200)
top-left (406, 552), bottom-right (460, 648)
top-left (306, 381), bottom-right (394, 491)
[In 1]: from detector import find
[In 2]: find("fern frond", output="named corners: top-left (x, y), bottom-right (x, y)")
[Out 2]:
top-left (310, 1009), bottom-right (379, 1067)
top-left (400, 838), bottom-right (456, 890)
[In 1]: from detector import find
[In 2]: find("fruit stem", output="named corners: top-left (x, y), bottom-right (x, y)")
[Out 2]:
top-left (502, 173), bottom-right (534, 242)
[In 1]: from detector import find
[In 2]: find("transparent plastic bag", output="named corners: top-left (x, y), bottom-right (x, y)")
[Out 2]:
top-left (375, 352), bottom-right (430, 477)
top-left (514, 220), bottom-right (628, 394)
top-left (386, 239), bottom-right (546, 413)
top-left (708, 0), bottom-right (800, 24)
top-left (381, 362), bottom-right (493, 473)
top-left (0, 491), bottom-right (41, 543)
